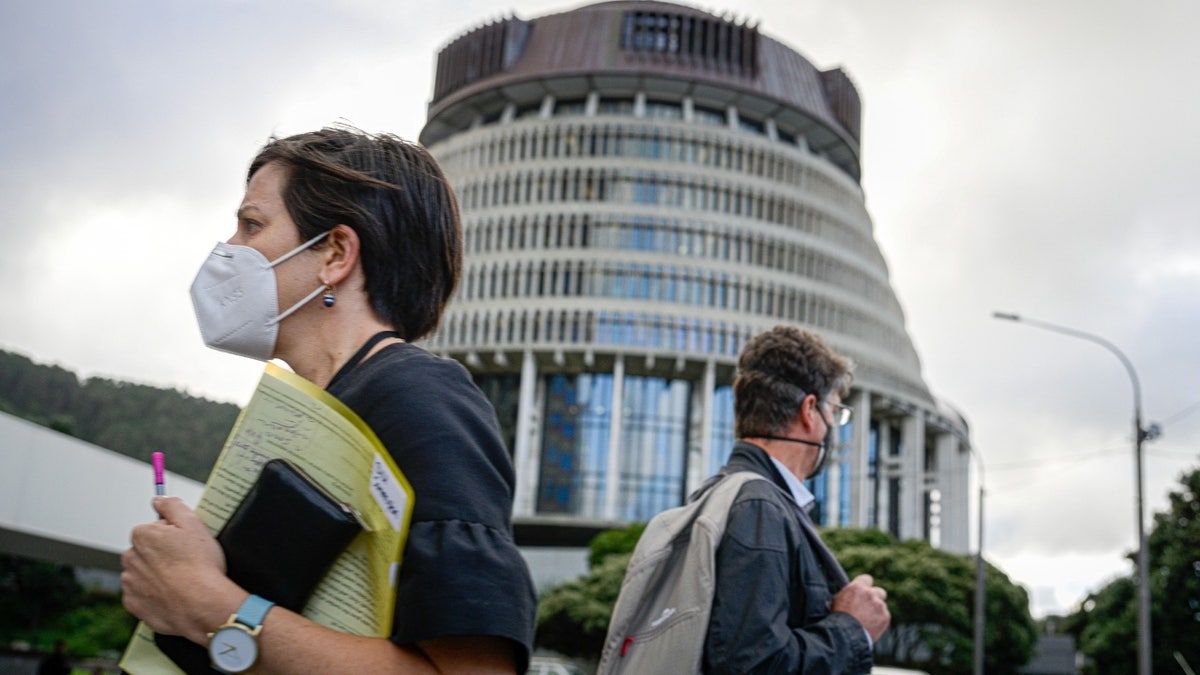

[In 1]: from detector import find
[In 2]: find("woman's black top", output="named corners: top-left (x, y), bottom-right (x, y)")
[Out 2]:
top-left (326, 340), bottom-right (536, 670)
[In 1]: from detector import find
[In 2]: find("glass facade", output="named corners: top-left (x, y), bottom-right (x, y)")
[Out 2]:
top-left (708, 386), bottom-right (736, 475)
top-left (473, 373), bottom-right (520, 456)
top-left (538, 374), bottom-right (612, 517)
top-left (838, 423), bottom-right (853, 527)
top-left (618, 377), bottom-right (690, 519)
top-left (808, 468), bottom-right (828, 525)
top-left (536, 373), bottom-right (691, 521)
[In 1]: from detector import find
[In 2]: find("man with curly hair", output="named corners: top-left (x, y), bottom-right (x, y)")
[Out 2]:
top-left (703, 326), bottom-right (891, 673)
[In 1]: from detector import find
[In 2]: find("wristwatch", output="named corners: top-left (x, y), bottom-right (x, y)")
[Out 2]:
top-left (208, 594), bottom-right (275, 674)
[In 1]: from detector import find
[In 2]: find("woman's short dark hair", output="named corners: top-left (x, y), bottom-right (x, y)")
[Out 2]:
top-left (733, 326), bottom-right (853, 438)
top-left (249, 127), bottom-right (461, 341)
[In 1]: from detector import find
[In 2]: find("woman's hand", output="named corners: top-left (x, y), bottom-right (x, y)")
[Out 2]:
top-left (121, 497), bottom-right (242, 644)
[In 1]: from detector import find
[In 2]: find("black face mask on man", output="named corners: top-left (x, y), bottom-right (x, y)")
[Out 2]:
top-left (757, 400), bottom-right (835, 479)
top-left (807, 422), bottom-right (832, 479)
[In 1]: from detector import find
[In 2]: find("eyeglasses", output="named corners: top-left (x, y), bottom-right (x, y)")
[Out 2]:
top-left (824, 401), bottom-right (852, 427)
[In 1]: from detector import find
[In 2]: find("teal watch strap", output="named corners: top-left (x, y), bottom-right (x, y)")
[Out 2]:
top-left (235, 594), bottom-right (275, 628)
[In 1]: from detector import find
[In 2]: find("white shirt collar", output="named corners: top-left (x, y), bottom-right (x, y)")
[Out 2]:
top-left (769, 455), bottom-right (815, 509)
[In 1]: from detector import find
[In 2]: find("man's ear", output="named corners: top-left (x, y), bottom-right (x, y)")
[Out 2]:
top-left (320, 224), bottom-right (360, 286)
top-left (799, 393), bottom-right (822, 433)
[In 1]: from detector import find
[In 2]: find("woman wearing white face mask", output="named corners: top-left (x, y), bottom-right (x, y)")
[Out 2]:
top-left (121, 128), bottom-right (537, 674)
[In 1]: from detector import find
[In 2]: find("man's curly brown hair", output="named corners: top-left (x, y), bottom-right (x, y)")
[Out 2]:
top-left (734, 326), bottom-right (853, 438)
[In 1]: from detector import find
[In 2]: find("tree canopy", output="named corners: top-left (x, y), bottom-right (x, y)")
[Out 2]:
top-left (1063, 465), bottom-right (1200, 674)
top-left (536, 523), bottom-right (1037, 674)
top-left (0, 554), bottom-right (134, 656)
top-left (0, 349), bottom-right (239, 481)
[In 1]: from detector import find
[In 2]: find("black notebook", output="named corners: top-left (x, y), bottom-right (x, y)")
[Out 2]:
top-left (154, 458), bottom-right (364, 673)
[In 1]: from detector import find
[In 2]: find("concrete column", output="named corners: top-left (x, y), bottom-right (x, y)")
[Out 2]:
top-left (687, 360), bottom-right (716, 495)
top-left (876, 415), bottom-right (892, 533)
top-left (946, 435), bottom-right (970, 554)
top-left (603, 354), bottom-right (626, 519)
top-left (827, 442), bottom-right (842, 528)
top-left (513, 350), bottom-right (539, 516)
top-left (900, 413), bottom-right (925, 541)
top-left (937, 433), bottom-right (967, 553)
top-left (851, 390), bottom-right (872, 529)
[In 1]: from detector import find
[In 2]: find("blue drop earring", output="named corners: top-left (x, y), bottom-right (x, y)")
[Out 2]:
top-left (322, 285), bottom-right (335, 308)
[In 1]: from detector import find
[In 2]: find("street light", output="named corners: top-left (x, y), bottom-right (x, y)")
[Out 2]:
top-left (992, 312), bottom-right (1155, 675)
top-left (968, 447), bottom-right (986, 675)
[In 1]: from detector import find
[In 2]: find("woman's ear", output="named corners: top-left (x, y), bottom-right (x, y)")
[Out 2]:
top-left (320, 224), bottom-right (361, 286)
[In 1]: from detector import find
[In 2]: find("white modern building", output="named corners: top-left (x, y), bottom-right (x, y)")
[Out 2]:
top-left (419, 0), bottom-right (973, 581)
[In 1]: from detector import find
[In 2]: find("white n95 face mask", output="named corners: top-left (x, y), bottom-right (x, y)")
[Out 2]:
top-left (189, 231), bottom-right (329, 361)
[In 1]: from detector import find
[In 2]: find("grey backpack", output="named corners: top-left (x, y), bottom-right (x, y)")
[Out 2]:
top-left (597, 471), bottom-right (765, 675)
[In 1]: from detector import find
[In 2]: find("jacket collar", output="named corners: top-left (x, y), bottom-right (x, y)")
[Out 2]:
top-left (724, 440), bottom-right (793, 494)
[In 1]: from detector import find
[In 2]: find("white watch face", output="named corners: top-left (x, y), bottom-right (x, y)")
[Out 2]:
top-left (209, 624), bottom-right (259, 673)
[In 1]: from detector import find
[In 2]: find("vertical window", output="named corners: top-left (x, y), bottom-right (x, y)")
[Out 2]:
top-left (538, 374), bottom-right (613, 518)
top-left (887, 477), bottom-right (901, 538)
top-left (598, 97), bottom-right (634, 115)
top-left (838, 423), bottom-right (853, 527)
top-left (620, 377), bottom-right (691, 518)
top-left (555, 98), bottom-right (587, 117)
top-left (708, 386), bottom-right (735, 475)
top-left (807, 470), bottom-right (828, 526)
top-left (693, 105), bottom-right (726, 126)
top-left (645, 99), bottom-right (683, 120)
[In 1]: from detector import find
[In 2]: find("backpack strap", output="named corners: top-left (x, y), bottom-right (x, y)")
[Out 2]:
top-left (708, 468), bottom-right (851, 590)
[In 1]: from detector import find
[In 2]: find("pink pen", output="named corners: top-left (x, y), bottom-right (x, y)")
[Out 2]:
top-left (152, 452), bottom-right (166, 496)
top-left (152, 452), bottom-right (166, 519)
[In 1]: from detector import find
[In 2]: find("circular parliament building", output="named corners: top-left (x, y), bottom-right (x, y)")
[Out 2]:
top-left (419, 0), bottom-right (974, 584)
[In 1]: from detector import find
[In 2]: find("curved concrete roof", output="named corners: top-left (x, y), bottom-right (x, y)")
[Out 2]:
top-left (422, 0), bottom-right (862, 179)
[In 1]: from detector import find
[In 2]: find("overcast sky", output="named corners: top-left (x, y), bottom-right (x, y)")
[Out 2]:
top-left (2, 0), bottom-right (1197, 618)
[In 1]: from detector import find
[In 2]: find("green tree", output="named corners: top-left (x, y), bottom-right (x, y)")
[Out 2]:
top-left (0, 555), bottom-right (81, 636)
top-left (829, 531), bottom-right (1037, 675)
top-left (0, 349), bottom-right (240, 482)
top-left (1149, 466), bottom-right (1200, 673)
top-left (1065, 577), bottom-right (1137, 673)
top-left (40, 591), bottom-right (136, 657)
top-left (536, 552), bottom-right (630, 658)
top-left (587, 523), bottom-right (645, 568)
top-left (536, 523), bottom-right (645, 657)
top-left (1064, 466), bottom-right (1200, 674)
top-left (534, 525), bottom-right (1038, 673)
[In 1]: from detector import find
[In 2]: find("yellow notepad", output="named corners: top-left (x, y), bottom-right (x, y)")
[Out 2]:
top-left (120, 362), bottom-right (414, 674)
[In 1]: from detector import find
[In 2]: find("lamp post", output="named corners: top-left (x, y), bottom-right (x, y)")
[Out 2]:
top-left (992, 312), bottom-right (1153, 675)
top-left (969, 448), bottom-right (986, 675)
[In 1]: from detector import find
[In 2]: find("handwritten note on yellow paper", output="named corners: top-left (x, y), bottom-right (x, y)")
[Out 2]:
top-left (120, 362), bottom-right (413, 674)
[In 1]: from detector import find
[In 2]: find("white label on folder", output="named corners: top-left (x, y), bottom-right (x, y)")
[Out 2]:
top-left (370, 455), bottom-right (407, 532)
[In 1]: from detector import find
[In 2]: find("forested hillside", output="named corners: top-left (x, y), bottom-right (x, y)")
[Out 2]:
top-left (0, 350), bottom-right (239, 481)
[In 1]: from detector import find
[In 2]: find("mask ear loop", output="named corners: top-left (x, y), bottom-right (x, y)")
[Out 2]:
top-left (265, 231), bottom-right (333, 326)
top-left (266, 231), bottom-right (330, 268)
top-left (268, 284), bottom-right (327, 326)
